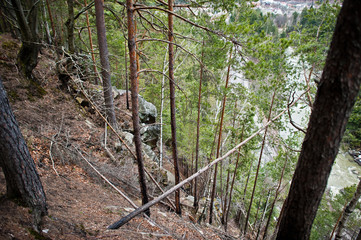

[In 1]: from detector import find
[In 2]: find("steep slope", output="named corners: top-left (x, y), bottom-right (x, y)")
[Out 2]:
top-left (0, 34), bottom-right (239, 240)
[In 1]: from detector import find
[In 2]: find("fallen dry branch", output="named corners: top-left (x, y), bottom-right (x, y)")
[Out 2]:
top-left (73, 146), bottom-right (179, 239)
top-left (74, 146), bottom-right (138, 208)
top-left (108, 89), bottom-right (309, 229)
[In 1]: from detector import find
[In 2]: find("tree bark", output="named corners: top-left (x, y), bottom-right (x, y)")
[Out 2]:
top-left (168, 0), bottom-right (181, 215)
top-left (0, 78), bottom-right (47, 224)
top-left (124, 38), bottom-right (129, 109)
top-left (94, 0), bottom-right (117, 128)
top-left (245, 90), bottom-right (276, 234)
top-left (194, 40), bottom-right (204, 209)
top-left (66, 0), bottom-right (75, 53)
top-left (224, 124), bottom-right (245, 231)
top-left (10, 0), bottom-right (39, 79)
top-left (209, 48), bottom-right (233, 224)
top-left (45, 0), bottom-right (56, 42)
top-left (276, 1), bottom-right (361, 239)
top-left (84, 0), bottom-right (99, 85)
top-left (126, 0), bottom-right (150, 216)
top-left (263, 155), bottom-right (288, 240)
top-left (335, 180), bottom-right (361, 239)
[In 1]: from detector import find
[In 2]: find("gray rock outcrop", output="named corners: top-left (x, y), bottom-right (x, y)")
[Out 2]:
top-left (140, 124), bottom-right (160, 148)
top-left (138, 96), bottom-right (157, 124)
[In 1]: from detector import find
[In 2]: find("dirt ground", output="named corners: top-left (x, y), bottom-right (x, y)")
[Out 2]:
top-left (0, 34), bottom-right (241, 239)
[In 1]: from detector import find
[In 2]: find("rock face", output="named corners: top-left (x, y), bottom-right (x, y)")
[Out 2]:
top-left (115, 88), bottom-right (160, 147)
top-left (112, 87), bottom-right (126, 100)
top-left (142, 143), bottom-right (159, 163)
top-left (140, 124), bottom-right (160, 148)
top-left (138, 96), bottom-right (157, 124)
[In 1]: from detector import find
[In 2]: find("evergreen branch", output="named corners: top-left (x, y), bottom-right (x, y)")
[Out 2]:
top-left (133, 6), bottom-right (246, 50)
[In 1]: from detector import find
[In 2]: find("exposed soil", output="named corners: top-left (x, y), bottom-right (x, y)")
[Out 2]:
top-left (0, 34), bottom-right (240, 239)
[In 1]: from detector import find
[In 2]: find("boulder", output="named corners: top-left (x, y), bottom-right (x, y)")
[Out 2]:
top-left (162, 168), bottom-right (175, 186)
top-left (140, 124), bottom-right (160, 148)
top-left (112, 87), bottom-right (126, 99)
top-left (113, 87), bottom-right (157, 124)
top-left (138, 96), bottom-right (157, 124)
top-left (142, 143), bottom-right (159, 163)
top-left (114, 131), bottom-right (134, 152)
top-left (121, 131), bottom-right (134, 147)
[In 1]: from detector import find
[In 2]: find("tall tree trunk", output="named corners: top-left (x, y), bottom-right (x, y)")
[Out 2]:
top-left (124, 39), bottom-right (129, 109)
top-left (224, 124), bottom-right (245, 231)
top-left (94, 0), bottom-right (117, 128)
top-left (276, 1), bottom-right (361, 239)
top-left (209, 48), bottom-right (233, 224)
top-left (159, 48), bottom-right (168, 168)
top-left (221, 160), bottom-right (231, 224)
top-left (243, 160), bottom-right (253, 199)
top-left (66, 0), bottom-right (75, 53)
top-left (126, 0), bottom-right (150, 216)
top-left (84, 0), bottom-right (99, 85)
top-left (222, 101), bottom-right (239, 226)
top-left (256, 190), bottom-right (271, 240)
top-left (45, 0), bottom-right (56, 42)
top-left (263, 155), bottom-right (288, 240)
top-left (245, 90), bottom-right (276, 234)
top-left (335, 180), bottom-right (361, 239)
top-left (0, 78), bottom-right (47, 225)
top-left (168, 0), bottom-right (181, 215)
top-left (10, 0), bottom-right (39, 79)
top-left (194, 40), bottom-right (205, 209)
top-left (40, 0), bottom-right (51, 44)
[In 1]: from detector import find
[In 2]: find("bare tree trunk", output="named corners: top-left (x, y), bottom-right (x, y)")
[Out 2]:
top-left (209, 48), bottom-right (233, 224)
top-left (276, 1), bottom-right (361, 239)
top-left (84, 0), bottom-right (99, 85)
top-left (222, 101), bottom-right (239, 226)
top-left (224, 124), bottom-right (245, 231)
top-left (194, 40), bottom-right (204, 209)
top-left (0, 78), bottom-right (47, 225)
top-left (124, 39), bottom-right (129, 109)
top-left (66, 0), bottom-right (75, 53)
top-left (45, 0), bottom-right (55, 41)
top-left (245, 90), bottom-right (276, 234)
top-left (168, 0), bottom-right (181, 215)
top-left (94, 0), bottom-right (117, 127)
top-left (263, 155), bottom-right (288, 240)
top-left (10, 0), bottom-right (39, 79)
top-left (221, 160), bottom-right (231, 224)
top-left (40, 0), bottom-right (51, 44)
top-left (159, 48), bottom-right (168, 168)
top-left (126, 0), bottom-right (150, 216)
top-left (243, 161), bottom-right (253, 199)
top-left (256, 190), bottom-right (271, 240)
top-left (335, 180), bottom-right (361, 239)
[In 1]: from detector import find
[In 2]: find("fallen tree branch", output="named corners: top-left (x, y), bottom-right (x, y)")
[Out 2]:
top-left (74, 146), bottom-right (137, 208)
top-left (108, 89), bottom-right (309, 229)
top-left (72, 146), bottom-right (180, 238)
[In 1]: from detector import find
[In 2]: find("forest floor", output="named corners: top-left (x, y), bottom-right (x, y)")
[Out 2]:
top-left (0, 34), bottom-right (242, 239)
